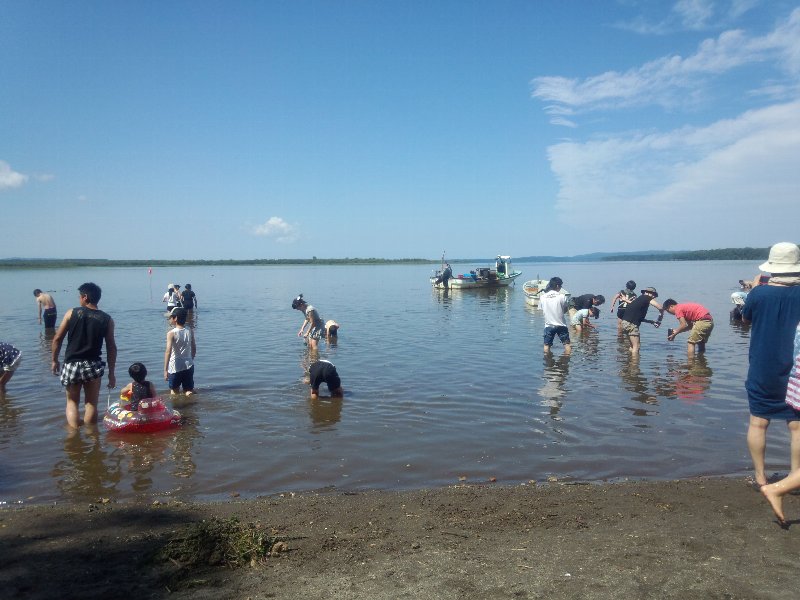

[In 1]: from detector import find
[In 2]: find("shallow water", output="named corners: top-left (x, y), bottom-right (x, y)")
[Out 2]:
top-left (0, 261), bottom-right (783, 504)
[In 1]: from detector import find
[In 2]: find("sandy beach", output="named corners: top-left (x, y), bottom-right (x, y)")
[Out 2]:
top-left (2, 477), bottom-right (799, 600)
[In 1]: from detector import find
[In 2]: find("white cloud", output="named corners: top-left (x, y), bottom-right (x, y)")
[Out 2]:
top-left (616, 0), bottom-right (760, 35)
top-left (251, 216), bottom-right (298, 243)
top-left (0, 160), bottom-right (29, 190)
top-left (546, 100), bottom-right (800, 245)
top-left (673, 0), bottom-right (715, 30)
top-left (533, 7), bottom-right (800, 124)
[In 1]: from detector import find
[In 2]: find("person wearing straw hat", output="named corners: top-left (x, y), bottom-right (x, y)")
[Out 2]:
top-left (742, 242), bottom-right (800, 489)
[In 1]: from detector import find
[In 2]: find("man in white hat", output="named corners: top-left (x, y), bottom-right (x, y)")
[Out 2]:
top-left (742, 242), bottom-right (800, 489)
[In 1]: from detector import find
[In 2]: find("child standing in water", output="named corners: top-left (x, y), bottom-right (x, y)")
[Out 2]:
top-left (292, 294), bottom-right (325, 351)
top-left (610, 280), bottom-right (637, 335)
top-left (120, 362), bottom-right (157, 410)
top-left (164, 308), bottom-right (196, 395)
top-left (761, 321), bottom-right (800, 525)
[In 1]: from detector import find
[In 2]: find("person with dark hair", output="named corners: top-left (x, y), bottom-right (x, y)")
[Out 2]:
top-left (33, 289), bottom-right (57, 328)
top-left (0, 342), bottom-right (22, 391)
top-left (540, 277), bottom-right (571, 355)
top-left (162, 284), bottom-right (181, 311)
top-left (120, 362), bottom-right (157, 411)
top-left (292, 294), bottom-right (325, 351)
top-left (51, 282), bottom-right (117, 428)
top-left (662, 299), bottom-right (713, 355)
top-left (610, 280), bottom-right (637, 335)
top-left (568, 293), bottom-right (605, 321)
top-left (570, 306), bottom-right (600, 333)
top-left (620, 287), bottom-right (664, 354)
top-left (741, 242), bottom-right (800, 490)
top-left (164, 308), bottom-right (196, 396)
top-left (181, 284), bottom-right (197, 311)
top-left (308, 359), bottom-right (344, 400)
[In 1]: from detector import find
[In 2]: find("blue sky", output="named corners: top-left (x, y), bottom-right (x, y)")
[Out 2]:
top-left (2, 0), bottom-right (799, 260)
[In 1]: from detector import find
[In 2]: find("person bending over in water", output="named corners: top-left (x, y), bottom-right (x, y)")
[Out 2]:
top-left (292, 294), bottom-right (325, 352)
top-left (570, 306), bottom-right (599, 333)
top-left (325, 320), bottom-right (340, 342)
top-left (308, 359), bottom-right (344, 400)
top-left (0, 342), bottom-right (22, 391)
top-left (33, 289), bottom-right (58, 328)
top-left (120, 362), bottom-right (158, 411)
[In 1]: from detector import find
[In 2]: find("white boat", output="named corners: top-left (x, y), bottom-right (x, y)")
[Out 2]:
top-left (431, 256), bottom-right (522, 289)
top-left (523, 279), bottom-right (571, 307)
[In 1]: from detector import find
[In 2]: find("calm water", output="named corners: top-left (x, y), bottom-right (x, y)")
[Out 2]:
top-left (0, 261), bottom-right (781, 504)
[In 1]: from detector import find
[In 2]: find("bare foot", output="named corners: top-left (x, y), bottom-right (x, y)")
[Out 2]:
top-left (761, 484), bottom-right (787, 524)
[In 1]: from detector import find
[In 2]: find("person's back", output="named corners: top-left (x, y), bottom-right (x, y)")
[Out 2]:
top-left (622, 294), bottom-right (652, 326)
top-left (309, 359), bottom-right (343, 399)
top-left (540, 290), bottom-right (568, 327)
top-left (64, 306), bottom-right (111, 362)
top-left (181, 284), bottom-right (196, 310)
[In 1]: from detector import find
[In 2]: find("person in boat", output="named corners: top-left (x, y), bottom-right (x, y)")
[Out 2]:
top-left (164, 308), bottom-right (196, 396)
top-left (0, 342), bottom-right (22, 391)
top-left (619, 287), bottom-right (664, 355)
top-left (609, 280), bottom-right (637, 335)
top-left (51, 282), bottom-right (117, 428)
top-left (434, 263), bottom-right (453, 288)
top-left (33, 289), bottom-right (58, 329)
top-left (741, 242), bottom-right (800, 490)
top-left (292, 294), bottom-right (325, 351)
top-left (120, 362), bottom-right (158, 411)
top-left (308, 359), bottom-right (343, 400)
top-left (181, 283), bottom-right (197, 311)
top-left (570, 306), bottom-right (600, 333)
top-left (662, 299), bottom-right (714, 355)
top-left (568, 293), bottom-right (605, 320)
top-left (540, 277), bottom-right (571, 356)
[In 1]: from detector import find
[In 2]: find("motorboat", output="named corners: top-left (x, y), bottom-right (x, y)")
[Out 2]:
top-left (523, 279), bottom-right (571, 307)
top-left (431, 255), bottom-right (522, 289)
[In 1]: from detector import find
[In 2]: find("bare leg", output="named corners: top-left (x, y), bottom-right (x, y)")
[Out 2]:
top-left (82, 378), bottom-right (102, 425)
top-left (563, 343), bottom-right (572, 356)
top-left (687, 342), bottom-right (696, 356)
top-left (617, 318), bottom-right (623, 335)
top-left (629, 335), bottom-right (640, 354)
top-left (543, 344), bottom-right (551, 354)
top-left (761, 469), bottom-right (800, 523)
top-left (65, 383), bottom-right (83, 428)
top-left (747, 415), bottom-right (770, 486)
top-left (0, 371), bottom-right (12, 390)
top-left (789, 421), bottom-right (800, 471)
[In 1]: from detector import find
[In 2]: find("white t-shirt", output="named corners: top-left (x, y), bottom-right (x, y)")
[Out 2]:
top-left (540, 290), bottom-right (568, 327)
top-left (168, 327), bottom-right (194, 373)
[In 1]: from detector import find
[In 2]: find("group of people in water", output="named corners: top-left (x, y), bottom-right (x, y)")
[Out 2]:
top-left (4, 242), bottom-right (800, 525)
top-left (539, 280), bottom-right (713, 357)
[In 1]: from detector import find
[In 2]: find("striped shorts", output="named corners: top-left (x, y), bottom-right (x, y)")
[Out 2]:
top-left (60, 359), bottom-right (105, 386)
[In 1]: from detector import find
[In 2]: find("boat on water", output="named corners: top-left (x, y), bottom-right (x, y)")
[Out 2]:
top-left (522, 279), bottom-right (571, 307)
top-left (431, 255), bottom-right (522, 289)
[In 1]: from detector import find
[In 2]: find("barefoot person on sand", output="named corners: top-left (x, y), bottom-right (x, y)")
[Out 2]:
top-left (742, 242), bottom-right (800, 489)
top-left (761, 320), bottom-right (800, 524)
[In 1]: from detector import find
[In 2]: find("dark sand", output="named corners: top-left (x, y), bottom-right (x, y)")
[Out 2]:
top-left (2, 478), bottom-right (798, 600)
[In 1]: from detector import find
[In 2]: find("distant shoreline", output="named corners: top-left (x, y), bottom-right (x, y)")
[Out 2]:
top-left (0, 247), bottom-right (776, 268)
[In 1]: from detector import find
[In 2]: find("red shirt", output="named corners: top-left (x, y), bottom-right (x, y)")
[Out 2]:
top-left (674, 302), bottom-right (711, 322)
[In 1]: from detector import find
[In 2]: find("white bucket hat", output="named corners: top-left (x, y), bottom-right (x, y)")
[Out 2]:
top-left (759, 242), bottom-right (800, 274)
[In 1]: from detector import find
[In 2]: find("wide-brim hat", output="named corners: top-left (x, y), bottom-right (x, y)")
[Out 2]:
top-left (169, 307), bottom-right (187, 318)
top-left (641, 287), bottom-right (658, 297)
top-left (759, 242), bottom-right (800, 274)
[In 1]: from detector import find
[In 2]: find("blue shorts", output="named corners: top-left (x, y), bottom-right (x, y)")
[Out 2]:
top-left (544, 325), bottom-right (570, 346)
top-left (168, 365), bottom-right (195, 392)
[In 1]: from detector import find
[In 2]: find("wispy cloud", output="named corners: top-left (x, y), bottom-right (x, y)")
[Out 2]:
top-left (0, 160), bottom-right (29, 191)
top-left (251, 216), bottom-right (298, 243)
top-left (616, 0), bottom-right (760, 35)
top-left (533, 7), bottom-right (800, 124)
top-left (547, 100), bottom-right (800, 244)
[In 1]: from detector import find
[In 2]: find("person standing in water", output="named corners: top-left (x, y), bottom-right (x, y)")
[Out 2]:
top-left (51, 282), bottom-right (117, 428)
top-left (540, 277), bottom-right (571, 356)
top-left (33, 289), bottom-right (58, 329)
top-left (610, 280), bottom-right (637, 335)
top-left (292, 294), bottom-right (325, 352)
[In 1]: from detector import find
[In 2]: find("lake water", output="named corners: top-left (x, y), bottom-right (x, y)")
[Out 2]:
top-left (0, 261), bottom-right (781, 504)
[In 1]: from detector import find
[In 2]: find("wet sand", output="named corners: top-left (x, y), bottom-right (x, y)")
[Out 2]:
top-left (2, 477), bottom-right (799, 599)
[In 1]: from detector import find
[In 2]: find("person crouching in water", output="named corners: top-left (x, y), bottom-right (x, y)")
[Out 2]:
top-left (120, 362), bottom-right (157, 410)
top-left (570, 306), bottom-right (600, 333)
top-left (164, 308), bottom-right (196, 396)
top-left (309, 359), bottom-right (344, 400)
top-left (292, 294), bottom-right (325, 352)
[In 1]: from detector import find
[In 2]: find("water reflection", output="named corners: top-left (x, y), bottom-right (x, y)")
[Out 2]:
top-left (108, 433), bottom-right (172, 493)
top-left (51, 427), bottom-right (121, 500)
top-left (307, 397), bottom-right (343, 433)
top-left (729, 318), bottom-right (751, 339)
top-left (539, 354), bottom-right (571, 420)
top-left (618, 349), bottom-right (659, 419)
top-left (0, 391), bottom-right (24, 446)
top-left (666, 355), bottom-right (713, 404)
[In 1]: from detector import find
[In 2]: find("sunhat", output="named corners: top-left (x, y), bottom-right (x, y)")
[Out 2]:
top-left (641, 287), bottom-right (658, 297)
top-left (759, 242), bottom-right (800, 274)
